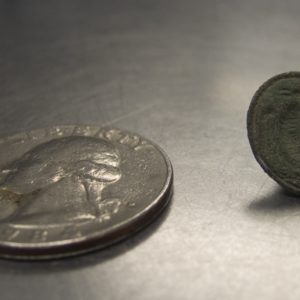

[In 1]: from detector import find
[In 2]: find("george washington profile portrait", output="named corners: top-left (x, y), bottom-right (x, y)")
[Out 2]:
top-left (0, 136), bottom-right (122, 227)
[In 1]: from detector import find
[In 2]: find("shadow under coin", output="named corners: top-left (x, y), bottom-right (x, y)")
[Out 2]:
top-left (0, 188), bottom-right (173, 275)
top-left (247, 186), bottom-right (300, 215)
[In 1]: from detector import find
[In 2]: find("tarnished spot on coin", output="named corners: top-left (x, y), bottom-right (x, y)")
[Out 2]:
top-left (247, 72), bottom-right (300, 195)
top-left (0, 126), bottom-right (173, 259)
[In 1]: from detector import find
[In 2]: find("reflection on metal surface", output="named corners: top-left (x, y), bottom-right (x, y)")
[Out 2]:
top-left (0, 136), bottom-right (121, 226)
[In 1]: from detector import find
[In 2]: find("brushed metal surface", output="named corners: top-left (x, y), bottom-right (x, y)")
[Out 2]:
top-left (1, 0), bottom-right (300, 299)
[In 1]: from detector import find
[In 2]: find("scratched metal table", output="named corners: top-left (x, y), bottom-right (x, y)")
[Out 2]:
top-left (1, 0), bottom-right (300, 299)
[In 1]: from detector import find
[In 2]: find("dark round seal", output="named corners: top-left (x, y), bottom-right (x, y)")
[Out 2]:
top-left (0, 126), bottom-right (173, 259)
top-left (247, 72), bottom-right (300, 195)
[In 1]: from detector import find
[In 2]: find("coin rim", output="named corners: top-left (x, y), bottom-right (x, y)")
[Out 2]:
top-left (247, 72), bottom-right (300, 195)
top-left (0, 125), bottom-right (173, 259)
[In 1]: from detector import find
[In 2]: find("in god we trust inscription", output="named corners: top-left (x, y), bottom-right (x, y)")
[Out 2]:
top-left (0, 126), bottom-right (173, 259)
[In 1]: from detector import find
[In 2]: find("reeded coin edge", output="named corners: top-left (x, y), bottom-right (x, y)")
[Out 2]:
top-left (247, 72), bottom-right (300, 195)
top-left (0, 183), bottom-right (173, 260)
top-left (0, 126), bottom-right (174, 259)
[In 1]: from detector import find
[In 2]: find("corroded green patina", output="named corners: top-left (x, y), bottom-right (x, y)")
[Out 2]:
top-left (247, 72), bottom-right (300, 195)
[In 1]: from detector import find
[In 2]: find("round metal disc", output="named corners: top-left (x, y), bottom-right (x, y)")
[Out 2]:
top-left (247, 72), bottom-right (300, 195)
top-left (0, 125), bottom-right (173, 259)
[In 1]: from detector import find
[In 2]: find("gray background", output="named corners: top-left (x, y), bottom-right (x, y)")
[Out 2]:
top-left (1, 0), bottom-right (300, 299)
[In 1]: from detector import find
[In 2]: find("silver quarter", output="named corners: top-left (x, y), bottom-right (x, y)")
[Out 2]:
top-left (0, 126), bottom-right (173, 259)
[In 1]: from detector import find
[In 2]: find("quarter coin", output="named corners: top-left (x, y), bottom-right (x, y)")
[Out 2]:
top-left (247, 72), bottom-right (300, 195)
top-left (0, 125), bottom-right (173, 259)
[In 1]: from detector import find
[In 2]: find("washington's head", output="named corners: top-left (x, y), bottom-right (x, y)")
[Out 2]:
top-left (0, 136), bottom-right (121, 195)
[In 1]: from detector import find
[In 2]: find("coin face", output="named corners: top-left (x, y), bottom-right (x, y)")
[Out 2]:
top-left (247, 72), bottom-right (300, 195)
top-left (0, 126), bottom-right (173, 259)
